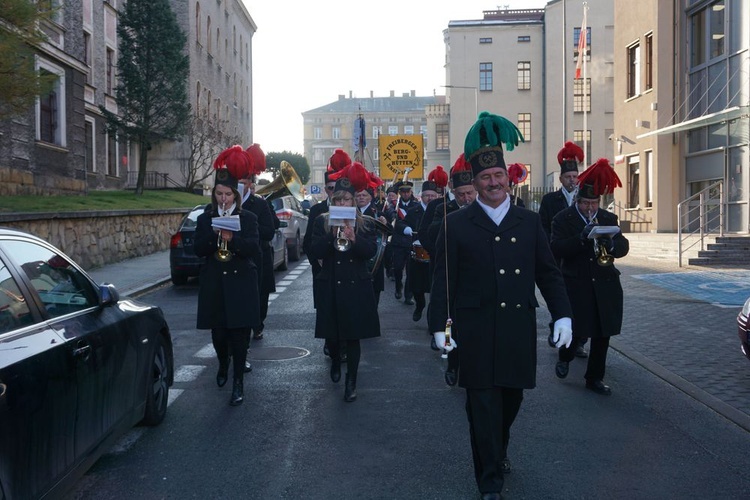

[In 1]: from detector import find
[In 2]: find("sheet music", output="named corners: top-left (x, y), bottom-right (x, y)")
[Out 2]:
top-left (212, 215), bottom-right (241, 231)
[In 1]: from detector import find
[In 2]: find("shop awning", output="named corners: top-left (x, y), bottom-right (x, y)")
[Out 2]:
top-left (636, 106), bottom-right (748, 139)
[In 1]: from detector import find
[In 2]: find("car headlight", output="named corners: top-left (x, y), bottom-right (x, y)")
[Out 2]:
top-left (742, 297), bottom-right (750, 316)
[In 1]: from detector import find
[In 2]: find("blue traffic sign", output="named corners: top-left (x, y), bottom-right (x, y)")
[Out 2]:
top-left (310, 185), bottom-right (321, 194)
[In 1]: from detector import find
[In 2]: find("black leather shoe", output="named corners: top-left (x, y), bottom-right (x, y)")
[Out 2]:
top-left (230, 379), bottom-right (244, 406)
top-left (412, 308), bottom-right (423, 321)
top-left (404, 298), bottom-right (415, 305)
top-left (344, 374), bottom-right (357, 402)
top-left (444, 368), bottom-right (458, 386)
top-left (575, 345), bottom-right (589, 358)
top-left (586, 379), bottom-right (612, 395)
top-left (244, 360), bottom-right (253, 373)
top-left (395, 291), bottom-right (402, 300)
top-left (323, 344), bottom-right (330, 357)
top-left (330, 359), bottom-right (341, 383)
top-left (555, 360), bottom-right (569, 379)
top-left (216, 359), bottom-right (229, 387)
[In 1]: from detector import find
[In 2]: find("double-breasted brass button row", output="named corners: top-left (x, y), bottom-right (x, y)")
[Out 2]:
top-left (500, 302), bottom-right (522, 308)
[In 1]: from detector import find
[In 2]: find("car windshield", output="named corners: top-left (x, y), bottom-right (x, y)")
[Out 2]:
top-left (271, 199), bottom-right (283, 211)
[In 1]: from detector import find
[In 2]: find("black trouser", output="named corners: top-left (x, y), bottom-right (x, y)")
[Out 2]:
top-left (559, 336), bottom-right (610, 381)
top-left (414, 292), bottom-right (426, 311)
top-left (212, 327), bottom-right (251, 381)
top-left (328, 340), bottom-right (361, 378)
top-left (465, 387), bottom-right (523, 494)
top-left (391, 246), bottom-right (411, 297)
top-left (447, 348), bottom-right (459, 372)
top-left (259, 290), bottom-right (270, 330)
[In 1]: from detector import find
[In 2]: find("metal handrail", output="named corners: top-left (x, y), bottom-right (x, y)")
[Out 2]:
top-left (677, 181), bottom-right (724, 267)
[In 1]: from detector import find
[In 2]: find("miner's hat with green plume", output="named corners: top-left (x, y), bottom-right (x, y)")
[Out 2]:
top-left (463, 111), bottom-right (525, 177)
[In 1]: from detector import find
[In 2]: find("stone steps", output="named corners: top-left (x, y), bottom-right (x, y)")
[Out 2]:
top-left (624, 233), bottom-right (750, 267)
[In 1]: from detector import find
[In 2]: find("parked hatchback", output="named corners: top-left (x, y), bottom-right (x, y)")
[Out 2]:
top-left (170, 204), bottom-right (287, 285)
top-left (0, 227), bottom-right (174, 499)
top-left (271, 195), bottom-right (309, 261)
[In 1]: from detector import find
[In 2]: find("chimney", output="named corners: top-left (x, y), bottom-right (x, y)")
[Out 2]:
top-left (390, 90), bottom-right (395, 97)
top-left (411, 90), bottom-right (415, 97)
top-left (338, 94), bottom-right (345, 100)
top-left (370, 90), bottom-right (374, 98)
top-left (349, 90), bottom-right (353, 98)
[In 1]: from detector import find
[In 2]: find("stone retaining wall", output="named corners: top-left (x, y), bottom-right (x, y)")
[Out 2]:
top-left (0, 209), bottom-right (190, 270)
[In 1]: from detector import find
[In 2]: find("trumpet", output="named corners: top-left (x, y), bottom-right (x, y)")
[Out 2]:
top-left (215, 203), bottom-right (233, 262)
top-left (587, 214), bottom-right (614, 267)
top-left (335, 225), bottom-right (352, 252)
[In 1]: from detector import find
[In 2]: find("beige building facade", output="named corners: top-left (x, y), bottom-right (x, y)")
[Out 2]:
top-left (613, 0), bottom-right (749, 233)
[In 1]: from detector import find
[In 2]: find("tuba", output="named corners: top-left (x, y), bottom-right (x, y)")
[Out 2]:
top-left (255, 161), bottom-right (305, 202)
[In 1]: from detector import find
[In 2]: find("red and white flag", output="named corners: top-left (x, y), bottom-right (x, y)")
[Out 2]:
top-left (574, 8), bottom-right (587, 80)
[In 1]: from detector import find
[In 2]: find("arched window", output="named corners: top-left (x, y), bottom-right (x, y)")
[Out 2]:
top-left (206, 16), bottom-right (211, 53)
top-left (195, 2), bottom-right (201, 43)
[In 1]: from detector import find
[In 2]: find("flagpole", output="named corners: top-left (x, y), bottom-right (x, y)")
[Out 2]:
top-left (582, 2), bottom-right (588, 168)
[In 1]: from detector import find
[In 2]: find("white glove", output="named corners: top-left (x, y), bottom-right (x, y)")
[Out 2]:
top-left (433, 331), bottom-right (457, 352)
top-left (552, 317), bottom-right (573, 348)
top-left (404, 226), bottom-right (413, 236)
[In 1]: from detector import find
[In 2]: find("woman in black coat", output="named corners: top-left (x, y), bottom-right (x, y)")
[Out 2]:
top-left (308, 166), bottom-right (381, 402)
top-left (194, 148), bottom-right (261, 406)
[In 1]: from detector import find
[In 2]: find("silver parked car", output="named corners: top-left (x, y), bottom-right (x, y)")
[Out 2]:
top-left (271, 195), bottom-right (308, 261)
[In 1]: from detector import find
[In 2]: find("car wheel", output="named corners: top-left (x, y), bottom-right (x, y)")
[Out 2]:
top-left (277, 244), bottom-right (288, 271)
top-left (171, 271), bottom-right (188, 286)
top-left (140, 334), bottom-right (170, 426)
top-left (289, 232), bottom-right (301, 261)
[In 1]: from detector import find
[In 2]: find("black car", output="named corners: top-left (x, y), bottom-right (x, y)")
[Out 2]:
top-left (169, 204), bottom-right (288, 285)
top-left (737, 297), bottom-right (750, 361)
top-left (0, 228), bottom-right (174, 500)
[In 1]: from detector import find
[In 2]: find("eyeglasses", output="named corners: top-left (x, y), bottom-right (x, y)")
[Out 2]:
top-left (325, 185), bottom-right (336, 191)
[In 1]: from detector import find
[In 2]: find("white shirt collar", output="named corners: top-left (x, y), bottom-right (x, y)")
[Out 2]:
top-left (358, 203), bottom-right (371, 214)
top-left (561, 187), bottom-right (576, 206)
top-left (475, 195), bottom-right (511, 226)
top-left (219, 202), bottom-right (237, 216)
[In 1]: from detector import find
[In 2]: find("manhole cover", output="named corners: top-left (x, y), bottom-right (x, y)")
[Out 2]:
top-left (248, 346), bottom-right (310, 361)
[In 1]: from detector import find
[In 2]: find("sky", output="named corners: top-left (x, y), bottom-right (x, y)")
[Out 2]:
top-left (242, 0), bottom-right (543, 155)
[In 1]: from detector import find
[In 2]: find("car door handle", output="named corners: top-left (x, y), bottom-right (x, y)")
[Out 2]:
top-left (72, 344), bottom-right (91, 358)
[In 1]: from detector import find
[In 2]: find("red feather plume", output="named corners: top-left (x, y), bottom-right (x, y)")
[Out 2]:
top-left (367, 171), bottom-right (385, 189)
top-left (328, 149), bottom-right (351, 172)
top-left (428, 165), bottom-right (448, 189)
top-left (213, 145), bottom-right (252, 181)
top-left (578, 158), bottom-right (622, 196)
top-left (245, 143), bottom-right (266, 174)
top-left (557, 141), bottom-right (585, 165)
top-left (450, 154), bottom-right (470, 175)
top-left (328, 162), bottom-right (372, 192)
top-left (507, 163), bottom-right (526, 185)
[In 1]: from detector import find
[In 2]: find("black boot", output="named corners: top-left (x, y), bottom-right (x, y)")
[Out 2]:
top-left (216, 357), bottom-right (229, 387)
top-left (230, 378), bottom-right (244, 406)
top-left (330, 358), bottom-right (341, 383)
top-left (344, 373), bottom-right (357, 402)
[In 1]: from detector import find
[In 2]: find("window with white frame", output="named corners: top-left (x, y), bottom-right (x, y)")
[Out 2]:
top-left (85, 118), bottom-right (95, 172)
top-left (36, 58), bottom-right (65, 146)
top-left (645, 150), bottom-right (653, 207)
top-left (436, 123), bottom-right (449, 150)
top-left (517, 113), bottom-right (531, 142)
top-left (517, 61), bottom-right (531, 90)
top-left (420, 125), bottom-right (427, 137)
top-left (573, 78), bottom-right (591, 112)
top-left (314, 149), bottom-right (323, 162)
top-left (314, 127), bottom-right (322, 139)
top-left (332, 127), bottom-right (341, 139)
top-left (106, 47), bottom-right (115, 94)
top-left (372, 126), bottom-right (380, 139)
top-left (573, 26), bottom-right (591, 59)
top-left (388, 125), bottom-right (398, 135)
top-left (627, 42), bottom-right (640, 98)
top-left (373, 147), bottom-right (379, 160)
top-left (479, 62), bottom-right (493, 91)
top-left (628, 155), bottom-right (640, 208)
top-left (404, 125), bottom-right (414, 134)
top-left (645, 33), bottom-right (653, 91)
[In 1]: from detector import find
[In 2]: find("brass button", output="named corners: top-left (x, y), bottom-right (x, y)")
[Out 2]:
top-left (499, 269), bottom-right (505, 274)
top-left (515, 269), bottom-right (520, 274)
top-left (511, 237), bottom-right (517, 243)
top-left (500, 302), bottom-right (506, 308)
top-left (494, 236), bottom-right (501, 242)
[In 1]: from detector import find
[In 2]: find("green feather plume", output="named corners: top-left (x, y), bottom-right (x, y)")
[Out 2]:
top-left (464, 111), bottom-right (525, 158)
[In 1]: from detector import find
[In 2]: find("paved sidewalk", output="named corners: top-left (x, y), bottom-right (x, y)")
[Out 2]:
top-left (84, 249), bottom-right (750, 432)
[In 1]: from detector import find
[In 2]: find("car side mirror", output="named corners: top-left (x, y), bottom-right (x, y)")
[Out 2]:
top-left (99, 283), bottom-right (120, 306)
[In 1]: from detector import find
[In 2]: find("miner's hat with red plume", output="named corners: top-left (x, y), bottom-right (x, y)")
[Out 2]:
top-left (450, 154), bottom-right (473, 188)
top-left (577, 158), bottom-right (622, 199)
top-left (557, 141), bottom-right (584, 174)
top-left (507, 163), bottom-right (526, 187)
top-left (213, 145), bottom-right (252, 190)
top-left (326, 149), bottom-right (352, 183)
top-left (328, 162), bottom-right (379, 195)
top-left (245, 143), bottom-right (266, 176)
top-left (426, 166), bottom-right (448, 194)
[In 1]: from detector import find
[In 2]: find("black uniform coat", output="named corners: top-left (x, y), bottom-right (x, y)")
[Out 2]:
top-left (194, 207), bottom-right (261, 330)
top-left (428, 201), bottom-right (572, 389)
top-left (397, 202), bottom-right (432, 294)
top-left (242, 194), bottom-right (277, 294)
top-left (550, 206), bottom-right (629, 339)
top-left (390, 198), bottom-right (418, 248)
top-left (360, 203), bottom-right (392, 293)
top-left (308, 216), bottom-right (381, 341)
top-left (303, 200), bottom-right (329, 308)
top-left (538, 189), bottom-right (571, 240)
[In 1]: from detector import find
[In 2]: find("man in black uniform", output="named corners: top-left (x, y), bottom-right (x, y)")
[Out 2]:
top-left (390, 180), bottom-right (418, 301)
top-left (538, 141), bottom-right (588, 358)
top-left (429, 112), bottom-right (572, 499)
top-left (550, 158), bottom-right (629, 396)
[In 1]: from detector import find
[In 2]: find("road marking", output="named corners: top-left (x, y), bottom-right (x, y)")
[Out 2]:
top-left (277, 280), bottom-right (294, 286)
top-left (173, 365), bottom-right (206, 382)
top-left (194, 344), bottom-right (215, 358)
